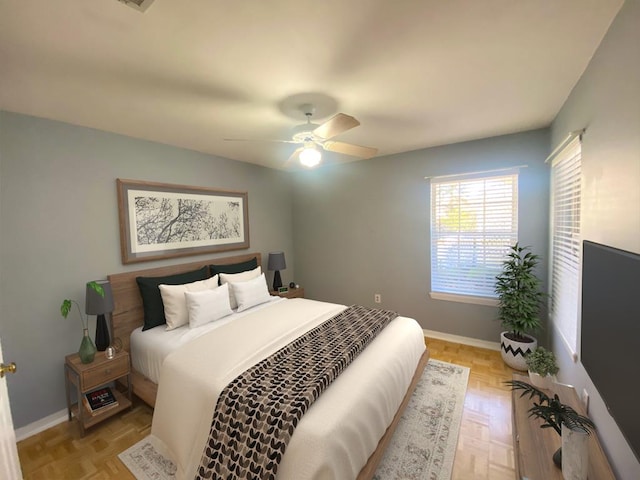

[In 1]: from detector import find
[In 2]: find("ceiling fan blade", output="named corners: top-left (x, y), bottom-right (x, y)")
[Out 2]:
top-left (323, 141), bottom-right (378, 159)
top-left (313, 113), bottom-right (360, 140)
top-left (224, 138), bottom-right (299, 144)
top-left (283, 147), bottom-right (304, 168)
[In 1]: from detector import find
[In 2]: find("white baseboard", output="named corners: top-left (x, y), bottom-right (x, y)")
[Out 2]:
top-left (15, 408), bottom-right (68, 442)
top-left (423, 329), bottom-right (500, 352)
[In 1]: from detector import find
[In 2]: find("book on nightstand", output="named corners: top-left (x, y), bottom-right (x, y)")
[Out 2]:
top-left (83, 387), bottom-right (119, 415)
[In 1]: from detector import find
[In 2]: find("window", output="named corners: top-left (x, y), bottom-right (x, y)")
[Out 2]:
top-left (430, 170), bottom-right (518, 303)
top-left (549, 135), bottom-right (582, 359)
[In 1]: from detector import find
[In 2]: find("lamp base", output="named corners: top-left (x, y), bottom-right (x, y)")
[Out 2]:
top-left (273, 270), bottom-right (282, 291)
top-left (95, 314), bottom-right (110, 352)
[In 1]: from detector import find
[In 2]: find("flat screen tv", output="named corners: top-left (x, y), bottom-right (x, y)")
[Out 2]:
top-left (581, 240), bottom-right (640, 462)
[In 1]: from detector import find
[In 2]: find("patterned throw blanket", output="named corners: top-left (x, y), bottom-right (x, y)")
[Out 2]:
top-left (195, 305), bottom-right (398, 480)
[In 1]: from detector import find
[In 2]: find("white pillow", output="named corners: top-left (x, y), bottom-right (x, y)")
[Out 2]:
top-left (185, 284), bottom-right (233, 329)
top-left (230, 273), bottom-right (272, 312)
top-left (159, 275), bottom-right (219, 330)
top-left (219, 266), bottom-right (261, 309)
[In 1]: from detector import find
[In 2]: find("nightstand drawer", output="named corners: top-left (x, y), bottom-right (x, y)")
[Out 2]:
top-left (81, 355), bottom-right (129, 391)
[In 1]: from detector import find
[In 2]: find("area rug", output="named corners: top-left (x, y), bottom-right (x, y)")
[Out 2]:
top-left (118, 359), bottom-right (469, 480)
top-left (373, 359), bottom-right (470, 480)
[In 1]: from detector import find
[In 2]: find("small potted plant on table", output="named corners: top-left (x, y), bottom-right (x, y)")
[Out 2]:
top-left (507, 379), bottom-right (595, 478)
top-left (525, 346), bottom-right (559, 390)
top-left (60, 281), bottom-right (105, 364)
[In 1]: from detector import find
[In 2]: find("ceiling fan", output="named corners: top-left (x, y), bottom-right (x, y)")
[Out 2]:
top-left (225, 104), bottom-right (378, 168)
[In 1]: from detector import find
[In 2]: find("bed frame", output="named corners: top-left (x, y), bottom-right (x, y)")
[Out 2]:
top-left (107, 251), bottom-right (429, 479)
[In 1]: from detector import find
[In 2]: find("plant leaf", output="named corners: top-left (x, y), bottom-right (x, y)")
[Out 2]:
top-left (87, 280), bottom-right (105, 297)
top-left (60, 299), bottom-right (72, 318)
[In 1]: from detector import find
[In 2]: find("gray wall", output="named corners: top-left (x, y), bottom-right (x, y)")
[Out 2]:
top-left (550, 0), bottom-right (640, 477)
top-left (0, 111), bottom-right (295, 429)
top-left (292, 128), bottom-right (550, 342)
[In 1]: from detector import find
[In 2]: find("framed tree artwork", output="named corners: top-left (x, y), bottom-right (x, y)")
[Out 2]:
top-left (117, 179), bottom-right (249, 264)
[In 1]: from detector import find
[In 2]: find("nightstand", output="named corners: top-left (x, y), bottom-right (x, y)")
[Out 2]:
top-left (64, 350), bottom-right (132, 436)
top-left (270, 287), bottom-right (305, 299)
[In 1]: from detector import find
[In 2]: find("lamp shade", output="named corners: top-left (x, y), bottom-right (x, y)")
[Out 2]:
top-left (85, 280), bottom-right (114, 315)
top-left (268, 252), bottom-right (286, 271)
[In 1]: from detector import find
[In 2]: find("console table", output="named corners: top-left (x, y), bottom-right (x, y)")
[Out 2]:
top-left (511, 373), bottom-right (615, 479)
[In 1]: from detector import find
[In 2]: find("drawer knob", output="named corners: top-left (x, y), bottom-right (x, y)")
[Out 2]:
top-left (105, 369), bottom-right (112, 374)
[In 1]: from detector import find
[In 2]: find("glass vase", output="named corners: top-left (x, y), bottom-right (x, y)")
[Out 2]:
top-left (562, 424), bottom-right (589, 480)
top-left (78, 328), bottom-right (97, 364)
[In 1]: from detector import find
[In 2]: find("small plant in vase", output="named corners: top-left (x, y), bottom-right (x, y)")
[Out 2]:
top-left (507, 379), bottom-right (595, 475)
top-left (525, 346), bottom-right (559, 390)
top-left (61, 281), bottom-right (105, 364)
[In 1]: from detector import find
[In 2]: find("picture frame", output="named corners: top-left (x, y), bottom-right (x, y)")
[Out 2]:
top-left (117, 179), bottom-right (249, 264)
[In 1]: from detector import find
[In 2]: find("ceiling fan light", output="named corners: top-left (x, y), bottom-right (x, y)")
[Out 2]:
top-left (299, 146), bottom-right (321, 167)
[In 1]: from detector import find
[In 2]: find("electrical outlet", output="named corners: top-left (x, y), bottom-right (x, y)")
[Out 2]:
top-left (374, 293), bottom-right (381, 303)
top-left (582, 388), bottom-right (589, 412)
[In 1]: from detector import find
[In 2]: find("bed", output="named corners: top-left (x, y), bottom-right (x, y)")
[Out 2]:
top-left (108, 252), bottom-right (429, 480)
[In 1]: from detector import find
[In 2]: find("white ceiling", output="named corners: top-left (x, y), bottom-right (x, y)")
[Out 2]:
top-left (0, 0), bottom-right (623, 170)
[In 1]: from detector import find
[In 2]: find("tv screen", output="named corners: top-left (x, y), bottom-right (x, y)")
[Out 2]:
top-left (581, 240), bottom-right (640, 462)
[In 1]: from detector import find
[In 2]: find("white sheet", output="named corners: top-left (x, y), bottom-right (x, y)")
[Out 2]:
top-left (130, 296), bottom-right (285, 383)
top-left (149, 298), bottom-right (426, 480)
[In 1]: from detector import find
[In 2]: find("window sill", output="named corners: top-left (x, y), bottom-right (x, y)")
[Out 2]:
top-left (429, 291), bottom-right (498, 307)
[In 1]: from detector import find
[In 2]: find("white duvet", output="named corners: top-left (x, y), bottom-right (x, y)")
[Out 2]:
top-left (130, 296), bottom-right (285, 384)
top-left (148, 298), bottom-right (426, 480)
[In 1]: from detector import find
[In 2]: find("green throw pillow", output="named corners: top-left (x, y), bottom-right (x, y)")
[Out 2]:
top-left (209, 257), bottom-right (258, 280)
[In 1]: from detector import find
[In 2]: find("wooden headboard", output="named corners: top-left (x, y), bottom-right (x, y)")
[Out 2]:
top-left (108, 252), bottom-right (262, 354)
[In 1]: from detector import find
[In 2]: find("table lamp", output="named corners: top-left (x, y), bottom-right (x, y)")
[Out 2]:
top-left (86, 280), bottom-right (114, 351)
top-left (267, 251), bottom-right (286, 291)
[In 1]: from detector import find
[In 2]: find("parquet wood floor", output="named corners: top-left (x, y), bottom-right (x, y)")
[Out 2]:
top-left (17, 401), bottom-right (151, 479)
top-left (426, 337), bottom-right (517, 480)
top-left (17, 338), bottom-right (517, 479)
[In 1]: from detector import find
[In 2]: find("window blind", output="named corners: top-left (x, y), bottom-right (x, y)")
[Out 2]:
top-left (549, 135), bottom-right (582, 358)
top-left (430, 171), bottom-right (518, 299)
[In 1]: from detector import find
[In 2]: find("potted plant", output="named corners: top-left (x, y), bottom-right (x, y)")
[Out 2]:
top-left (61, 281), bottom-right (105, 364)
top-left (495, 243), bottom-right (545, 370)
top-left (507, 379), bottom-right (595, 476)
top-left (525, 346), bottom-right (559, 389)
